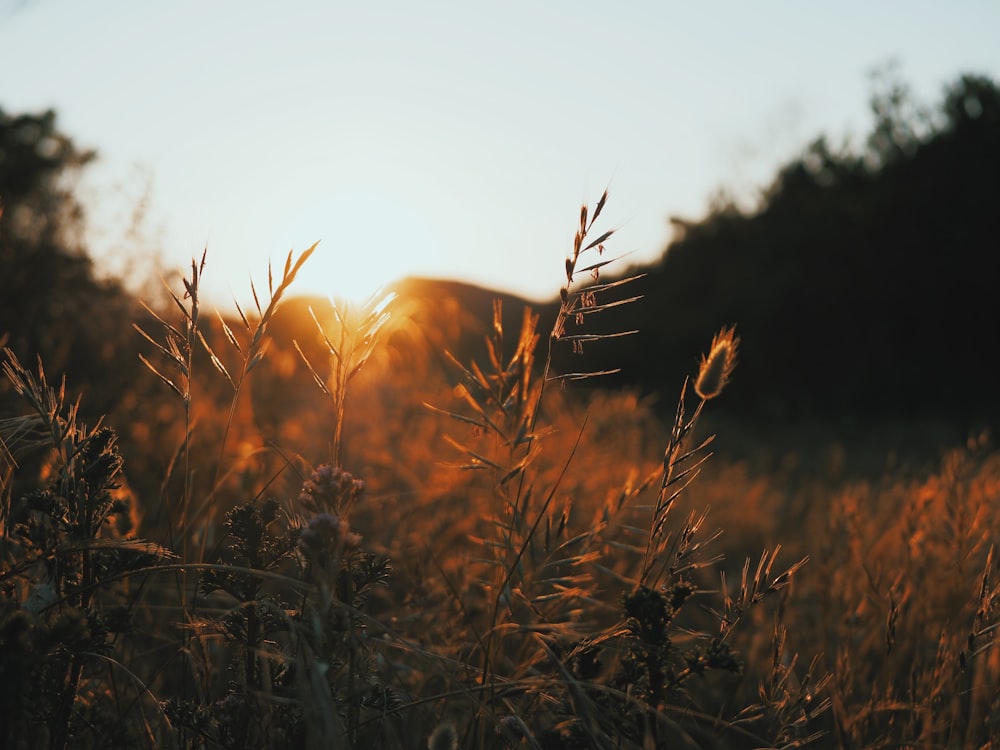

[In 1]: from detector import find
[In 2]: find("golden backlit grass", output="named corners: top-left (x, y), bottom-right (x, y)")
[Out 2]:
top-left (1, 194), bottom-right (998, 749)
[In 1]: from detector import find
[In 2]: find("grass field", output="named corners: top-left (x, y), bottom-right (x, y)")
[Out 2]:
top-left (1, 196), bottom-right (997, 749)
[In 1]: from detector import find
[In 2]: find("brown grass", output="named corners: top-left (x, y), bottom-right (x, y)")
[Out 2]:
top-left (1, 194), bottom-right (998, 749)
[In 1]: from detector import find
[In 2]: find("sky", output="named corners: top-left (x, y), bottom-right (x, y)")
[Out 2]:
top-left (2, 0), bottom-right (999, 306)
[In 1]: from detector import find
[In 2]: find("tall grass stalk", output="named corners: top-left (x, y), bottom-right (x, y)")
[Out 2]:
top-left (207, 244), bottom-right (317, 476)
top-left (133, 251), bottom-right (205, 563)
top-left (294, 288), bottom-right (394, 468)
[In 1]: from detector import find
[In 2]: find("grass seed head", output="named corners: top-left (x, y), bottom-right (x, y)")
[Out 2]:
top-left (695, 326), bottom-right (739, 400)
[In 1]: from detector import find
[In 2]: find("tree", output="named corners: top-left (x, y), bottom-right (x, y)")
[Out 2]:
top-left (574, 72), bottom-right (1000, 431)
top-left (0, 107), bottom-right (140, 416)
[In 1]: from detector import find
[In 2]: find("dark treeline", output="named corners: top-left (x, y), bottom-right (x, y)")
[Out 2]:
top-left (552, 71), bottom-right (1000, 432)
top-left (0, 107), bottom-right (142, 420)
top-left (2, 71), bottom-right (999, 439)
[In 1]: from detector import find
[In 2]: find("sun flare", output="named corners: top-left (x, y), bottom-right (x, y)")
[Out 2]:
top-left (268, 188), bottom-right (444, 303)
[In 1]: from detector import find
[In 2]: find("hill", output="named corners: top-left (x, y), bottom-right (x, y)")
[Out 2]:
top-left (347, 75), bottom-right (1000, 441)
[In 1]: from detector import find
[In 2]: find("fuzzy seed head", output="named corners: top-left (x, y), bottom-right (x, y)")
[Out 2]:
top-left (694, 326), bottom-right (739, 400)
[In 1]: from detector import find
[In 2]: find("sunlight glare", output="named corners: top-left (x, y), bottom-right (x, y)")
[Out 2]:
top-left (269, 187), bottom-right (443, 302)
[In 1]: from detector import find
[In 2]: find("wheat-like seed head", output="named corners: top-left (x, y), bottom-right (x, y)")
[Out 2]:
top-left (695, 326), bottom-right (739, 401)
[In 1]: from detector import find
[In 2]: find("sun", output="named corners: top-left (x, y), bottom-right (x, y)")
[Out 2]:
top-left (267, 187), bottom-right (444, 303)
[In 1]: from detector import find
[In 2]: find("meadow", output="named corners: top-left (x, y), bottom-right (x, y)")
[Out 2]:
top-left (1, 194), bottom-right (998, 750)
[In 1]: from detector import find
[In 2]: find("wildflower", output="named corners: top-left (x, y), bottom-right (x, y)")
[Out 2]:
top-left (298, 512), bottom-right (362, 556)
top-left (298, 464), bottom-right (365, 515)
top-left (694, 326), bottom-right (739, 400)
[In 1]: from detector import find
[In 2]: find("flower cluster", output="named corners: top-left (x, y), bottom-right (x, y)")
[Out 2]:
top-left (298, 512), bottom-right (362, 556)
top-left (297, 464), bottom-right (365, 515)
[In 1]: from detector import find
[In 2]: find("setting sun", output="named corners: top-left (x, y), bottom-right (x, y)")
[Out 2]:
top-left (266, 187), bottom-right (444, 303)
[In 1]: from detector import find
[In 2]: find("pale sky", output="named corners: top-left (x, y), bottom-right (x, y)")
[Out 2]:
top-left (2, 0), bottom-right (998, 305)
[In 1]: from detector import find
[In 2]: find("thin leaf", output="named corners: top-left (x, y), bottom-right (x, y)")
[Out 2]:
top-left (582, 229), bottom-right (614, 253)
top-left (423, 402), bottom-right (487, 429)
top-left (218, 313), bottom-right (243, 354)
top-left (294, 341), bottom-right (332, 398)
top-left (245, 348), bottom-right (267, 374)
top-left (309, 306), bottom-right (342, 361)
top-left (575, 273), bottom-right (647, 296)
top-left (346, 357), bottom-right (370, 382)
top-left (233, 298), bottom-right (252, 332)
top-left (556, 330), bottom-right (639, 342)
top-left (571, 295), bottom-right (644, 315)
top-left (168, 288), bottom-right (190, 320)
top-left (197, 330), bottom-right (234, 387)
top-left (548, 369), bottom-right (622, 381)
top-left (138, 301), bottom-right (185, 341)
top-left (575, 255), bottom-right (627, 276)
top-left (133, 325), bottom-right (185, 367)
top-left (589, 188), bottom-right (609, 230)
top-left (461, 448), bottom-right (504, 472)
top-left (138, 355), bottom-right (184, 399)
top-left (250, 277), bottom-right (263, 317)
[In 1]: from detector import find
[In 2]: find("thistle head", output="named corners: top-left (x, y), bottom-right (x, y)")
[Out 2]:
top-left (694, 326), bottom-right (739, 400)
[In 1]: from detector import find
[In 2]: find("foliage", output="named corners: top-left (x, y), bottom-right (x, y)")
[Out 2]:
top-left (573, 71), bottom-right (1000, 428)
top-left (0, 350), bottom-right (172, 749)
top-left (0, 107), bottom-right (142, 419)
